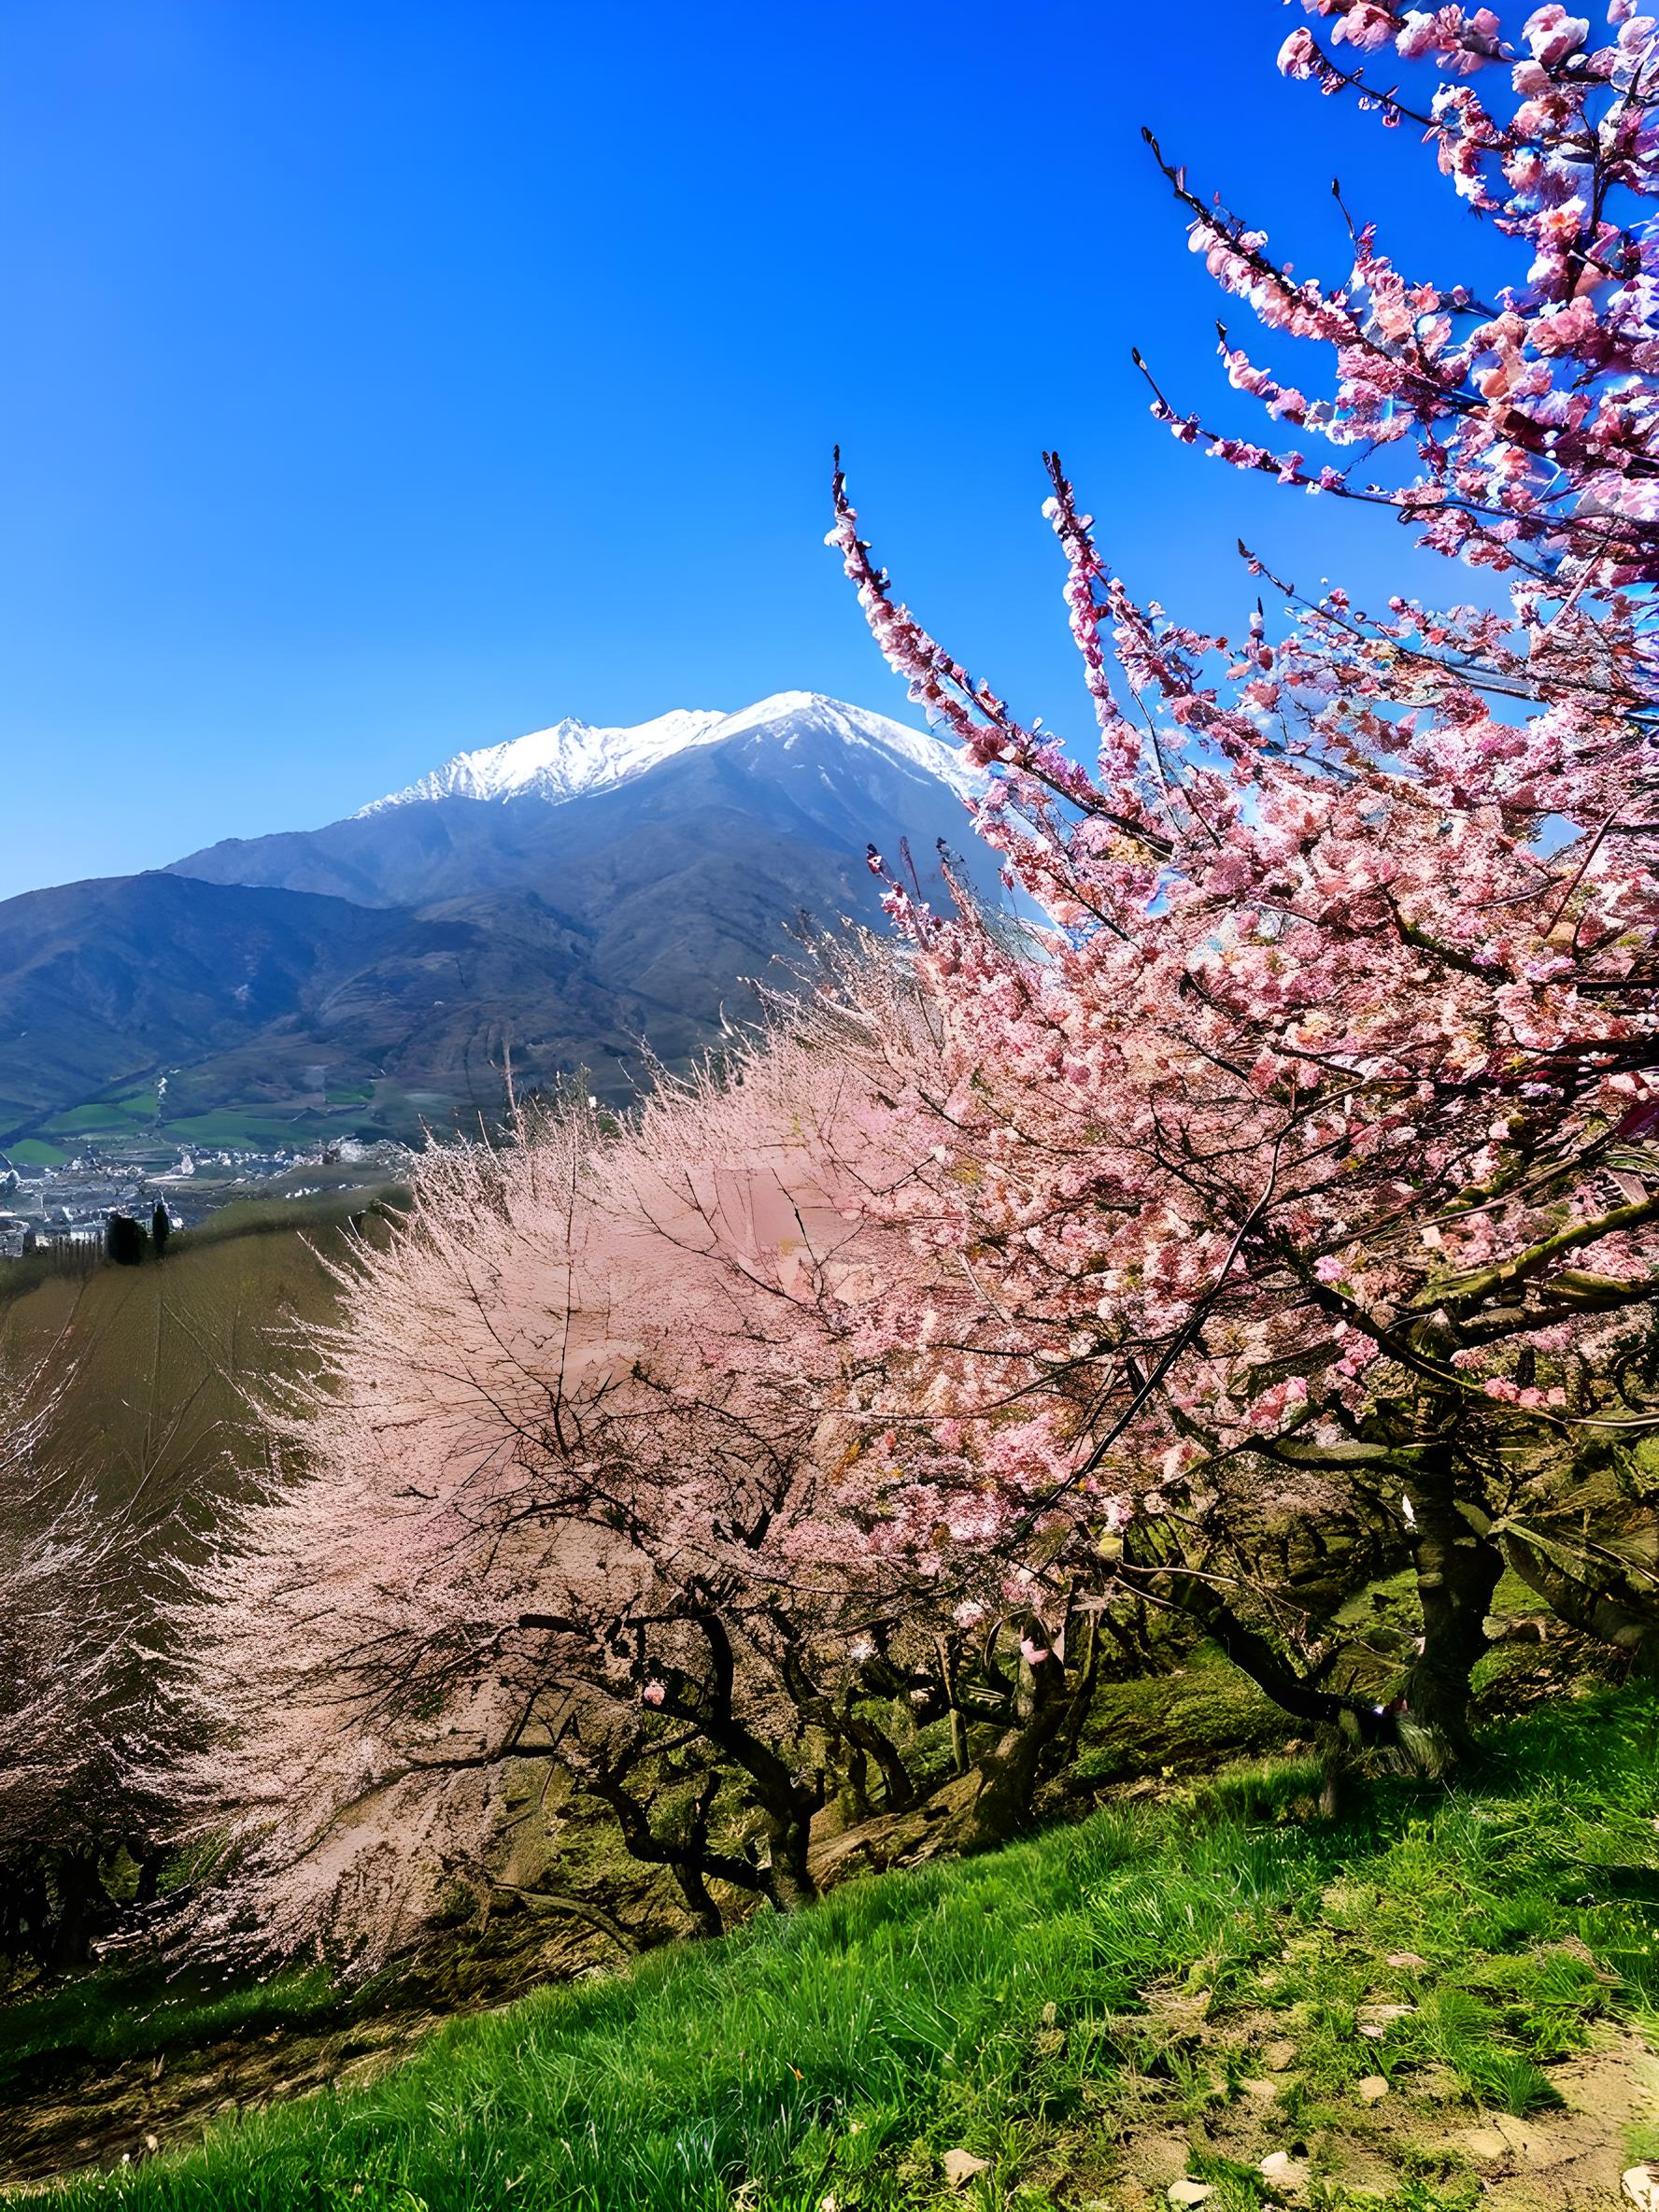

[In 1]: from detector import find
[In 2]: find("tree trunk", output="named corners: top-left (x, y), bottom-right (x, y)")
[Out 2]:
top-left (1054, 1610), bottom-right (1103, 1779)
top-left (671, 1865), bottom-right (726, 1941)
top-left (684, 1605), bottom-right (822, 1909)
top-left (1399, 1447), bottom-right (1503, 1765)
top-left (1156, 1573), bottom-right (1394, 1746)
top-left (582, 1759), bottom-right (767, 1931)
top-left (0, 1860), bottom-right (51, 1964)
top-left (841, 1741), bottom-right (872, 1822)
top-left (45, 1850), bottom-right (104, 1972)
top-left (759, 1794), bottom-right (818, 1912)
top-left (135, 1849), bottom-right (164, 1909)
top-left (842, 1711), bottom-right (915, 1812)
top-left (954, 1650), bottom-right (1071, 1853)
top-left (948, 1708), bottom-right (971, 1778)
top-left (935, 1635), bottom-right (971, 1777)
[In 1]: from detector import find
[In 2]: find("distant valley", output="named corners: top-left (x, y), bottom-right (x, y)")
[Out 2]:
top-left (0, 693), bottom-right (983, 1172)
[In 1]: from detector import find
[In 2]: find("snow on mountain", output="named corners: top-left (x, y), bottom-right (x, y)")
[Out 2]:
top-left (357, 691), bottom-right (977, 815)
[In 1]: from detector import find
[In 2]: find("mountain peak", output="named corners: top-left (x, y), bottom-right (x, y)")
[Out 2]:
top-left (355, 693), bottom-right (975, 815)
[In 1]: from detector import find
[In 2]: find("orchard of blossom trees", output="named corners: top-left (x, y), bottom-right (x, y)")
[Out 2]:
top-left (7, 1), bottom-right (1658, 1969)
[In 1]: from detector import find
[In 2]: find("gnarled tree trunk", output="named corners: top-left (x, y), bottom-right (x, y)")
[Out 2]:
top-left (1398, 1445), bottom-right (1504, 1765)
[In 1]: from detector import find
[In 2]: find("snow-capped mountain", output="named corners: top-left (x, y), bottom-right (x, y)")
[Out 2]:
top-left (166, 688), bottom-right (989, 917)
top-left (356, 692), bottom-right (977, 815)
top-left (0, 686), bottom-right (996, 1149)
top-left (357, 707), bottom-right (730, 812)
top-left (0, 687), bottom-right (1001, 1135)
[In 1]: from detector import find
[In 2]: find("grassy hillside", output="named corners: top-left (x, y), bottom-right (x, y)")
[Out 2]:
top-left (0, 1196), bottom-right (389, 1522)
top-left (14, 1690), bottom-right (1659, 2212)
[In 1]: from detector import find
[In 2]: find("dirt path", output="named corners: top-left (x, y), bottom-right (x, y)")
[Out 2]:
top-left (1102, 2015), bottom-right (1659, 2210)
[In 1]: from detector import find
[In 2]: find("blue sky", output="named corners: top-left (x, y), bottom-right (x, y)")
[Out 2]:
top-left (2, 2), bottom-right (1490, 898)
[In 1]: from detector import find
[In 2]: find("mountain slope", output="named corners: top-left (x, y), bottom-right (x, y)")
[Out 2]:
top-left (0, 875), bottom-right (672, 1142)
top-left (0, 876), bottom-right (411, 1130)
top-left (20, 1691), bottom-right (1653, 2209)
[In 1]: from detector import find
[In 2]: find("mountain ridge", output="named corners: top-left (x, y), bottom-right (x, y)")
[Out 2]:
top-left (348, 692), bottom-right (975, 817)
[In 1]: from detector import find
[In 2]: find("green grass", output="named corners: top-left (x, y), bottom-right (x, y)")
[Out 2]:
top-left (22, 1690), bottom-right (1659, 2212)
top-left (169, 1190), bottom-right (397, 1251)
top-left (6, 1138), bottom-right (68, 1167)
top-left (1071, 1645), bottom-right (1288, 1788)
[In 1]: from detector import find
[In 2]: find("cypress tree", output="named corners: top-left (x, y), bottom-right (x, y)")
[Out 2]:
top-left (106, 1213), bottom-right (146, 1267)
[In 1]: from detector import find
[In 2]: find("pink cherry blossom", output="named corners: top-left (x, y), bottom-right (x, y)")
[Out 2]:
top-left (823, 4), bottom-right (1659, 1755)
top-left (1523, 4), bottom-right (1591, 62)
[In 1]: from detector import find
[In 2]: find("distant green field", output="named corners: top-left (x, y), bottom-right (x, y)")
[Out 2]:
top-left (7, 1071), bottom-right (444, 1164)
top-left (47, 1102), bottom-right (154, 1136)
top-left (176, 1191), bottom-right (402, 1248)
top-left (159, 1106), bottom-right (400, 1149)
top-left (6, 1139), bottom-right (67, 1167)
top-left (31, 1085), bottom-right (165, 1142)
top-left (20, 1093), bottom-right (391, 1159)
top-left (161, 1111), bottom-right (322, 1147)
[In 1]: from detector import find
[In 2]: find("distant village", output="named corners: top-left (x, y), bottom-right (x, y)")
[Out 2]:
top-left (0, 1136), bottom-right (410, 1258)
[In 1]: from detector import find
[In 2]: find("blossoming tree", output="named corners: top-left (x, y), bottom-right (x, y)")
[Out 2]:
top-left (825, 0), bottom-right (1659, 1758)
top-left (168, 1029), bottom-right (1107, 1961)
